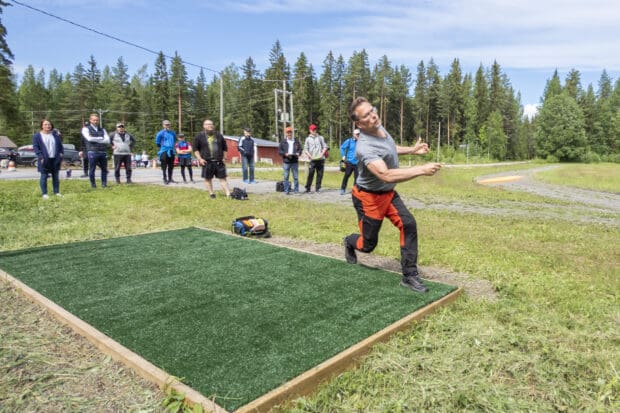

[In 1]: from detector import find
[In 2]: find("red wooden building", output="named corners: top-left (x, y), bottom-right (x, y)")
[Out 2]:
top-left (224, 136), bottom-right (282, 165)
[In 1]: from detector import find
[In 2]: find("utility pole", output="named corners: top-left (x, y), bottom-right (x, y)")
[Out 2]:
top-left (220, 76), bottom-right (224, 134)
top-left (177, 80), bottom-right (182, 133)
top-left (274, 89), bottom-right (279, 142)
top-left (94, 108), bottom-right (109, 127)
top-left (290, 92), bottom-right (295, 134)
top-left (282, 79), bottom-right (287, 130)
top-left (437, 121), bottom-right (441, 162)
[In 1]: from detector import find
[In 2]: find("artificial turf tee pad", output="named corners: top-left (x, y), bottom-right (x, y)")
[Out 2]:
top-left (0, 227), bottom-right (456, 411)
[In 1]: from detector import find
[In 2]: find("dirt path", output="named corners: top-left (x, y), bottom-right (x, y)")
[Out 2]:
top-left (471, 165), bottom-right (620, 226)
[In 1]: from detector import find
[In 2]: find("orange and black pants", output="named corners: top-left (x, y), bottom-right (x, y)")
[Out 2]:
top-left (344, 185), bottom-right (419, 277)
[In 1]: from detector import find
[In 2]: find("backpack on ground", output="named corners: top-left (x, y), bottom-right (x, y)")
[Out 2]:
top-left (275, 181), bottom-right (285, 192)
top-left (231, 216), bottom-right (271, 238)
top-left (230, 187), bottom-right (248, 200)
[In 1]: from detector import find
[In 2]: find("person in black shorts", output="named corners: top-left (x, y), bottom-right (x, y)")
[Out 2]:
top-left (193, 119), bottom-right (231, 199)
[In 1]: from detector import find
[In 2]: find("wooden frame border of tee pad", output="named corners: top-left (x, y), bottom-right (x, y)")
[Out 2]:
top-left (1, 245), bottom-right (462, 413)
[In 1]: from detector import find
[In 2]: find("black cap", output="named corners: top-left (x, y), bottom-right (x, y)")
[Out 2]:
top-left (243, 127), bottom-right (251, 132)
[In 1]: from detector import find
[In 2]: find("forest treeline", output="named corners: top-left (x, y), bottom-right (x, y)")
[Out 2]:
top-left (1, 37), bottom-right (619, 162)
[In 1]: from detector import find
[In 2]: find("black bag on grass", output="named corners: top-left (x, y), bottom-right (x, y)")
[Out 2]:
top-left (231, 216), bottom-right (271, 238)
top-left (230, 187), bottom-right (248, 200)
top-left (276, 181), bottom-right (285, 192)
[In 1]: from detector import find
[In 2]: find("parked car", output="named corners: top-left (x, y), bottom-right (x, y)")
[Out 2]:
top-left (14, 144), bottom-right (82, 167)
top-left (62, 144), bottom-right (81, 166)
top-left (0, 147), bottom-right (16, 161)
top-left (15, 148), bottom-right (37, 166)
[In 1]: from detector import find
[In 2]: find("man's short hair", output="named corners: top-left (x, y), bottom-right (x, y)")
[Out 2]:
top-left (349, 97), bottom-right (369, 122)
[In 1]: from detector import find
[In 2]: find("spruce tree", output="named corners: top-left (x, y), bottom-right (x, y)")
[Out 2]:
top-left (0, 0), bottom-right (24, 140)
top-left (536, 93), bottom-right (586, 161)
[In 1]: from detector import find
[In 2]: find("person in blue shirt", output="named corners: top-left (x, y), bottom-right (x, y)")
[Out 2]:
top-left (155, 120), bottom-right (177, 184)
top-left (339, 128), bottom-right (360, 195)
top-left (175, 133), bottom-right (194, 183)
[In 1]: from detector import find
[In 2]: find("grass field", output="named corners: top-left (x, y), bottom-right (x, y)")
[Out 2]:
top-left (1, 163), bottom-right (619, 412)
top-left (534, 163), bottom-right (620, 193)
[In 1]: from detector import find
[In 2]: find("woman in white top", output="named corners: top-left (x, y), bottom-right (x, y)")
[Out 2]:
top-left (32, 119), bottom-right (64, 199)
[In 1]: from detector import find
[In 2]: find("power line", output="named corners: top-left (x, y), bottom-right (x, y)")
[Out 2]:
top-left (9, 0), bottom-right (221, 75)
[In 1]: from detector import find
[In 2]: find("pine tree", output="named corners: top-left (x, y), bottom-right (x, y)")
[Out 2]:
top-left (333, 55), bottom-right (346, 142)
top-left (169, 52), bottom-right (190, 132)
top-left (440, 58), bottom-right (465, 147)
top-left (412, 60), bottom-right (427, 139)
top-left (542, 69), bottom-right (562, 104)
top-left (461, 73), bottom-right (477, 158)
top-left (18, 65), bottom-right (48, 128)
top-left (217, 63), bottom-right (240, 133)
top-left (373, 55), bottom-right (392, 127)
top-left (389, 65), bottom-right (412, 145)
top-left (578, 84), bottom-right (597, 150)
top-left (563, 69), bottom-right (582, 100)
top-left (319, 51), bottom-right (339, 144)
top-left (591, 70), bottom-right (614, 154)
top-left (237, 57), bottom-right (267, 138)
top-left (425, 59), bottom-right (442, 149)
top-left (109, 57), bottom-right (131, 125)
top-left (264, 40), bottom-right (290, 139)
top-left (84, 55), bottom-right (101, 113)
top-left (473, 64), bottom-right (489, 135)
top-left (344, 50), bottom-right (372, 105)
top-left (151, 51), bottom-right (170, 123)
top-left (190, 69), bottom-right (209, 136)
top-left (0, 0), bottom-right (20, 137)
top-left (292, 53), bottom-right (313, 133)
top-left (486, 110), bottom-right (507, 160)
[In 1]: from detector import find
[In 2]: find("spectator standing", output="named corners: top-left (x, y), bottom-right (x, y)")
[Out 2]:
top-left (134, 152), bottom-right (142, 168)
top-left (110, 122), bottom-right (135, 184)
top-left (193, 119), bottom-right (231, 199)
top-left (303, 124), bottom-right (327, 193)
top-left (33, 119), bottom-right (64, 199)
top-left (81, 113), bottom-right (111, 188)
top-left (278, 126), bottom-right (302, 195)
top-left (343, 97), bottom-right (441, 293)
top-left (155, 120), bottom-right (177, 184)
top-left (339, 128), bottom-right (360, 195)
top-left (238, 127), bottom-right (256, 183)
top-left (141, 151), bottom-right (149, 168)
top-left (175, 133), bottom-right (194, 183)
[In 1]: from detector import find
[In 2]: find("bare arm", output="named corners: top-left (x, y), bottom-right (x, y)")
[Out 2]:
top-left (395, 137), bottom-right (430, 156)
top-left (366, 159), bottom-right (441, 184)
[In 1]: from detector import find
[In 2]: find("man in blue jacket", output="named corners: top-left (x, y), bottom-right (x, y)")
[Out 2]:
top-left (155, 120), bottom-right (177, 184)
top-left (339, 128), bottom-right (360, 195)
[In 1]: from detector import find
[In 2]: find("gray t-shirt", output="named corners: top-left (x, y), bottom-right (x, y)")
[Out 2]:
top-left (355, 127), bottom-right (398, 192)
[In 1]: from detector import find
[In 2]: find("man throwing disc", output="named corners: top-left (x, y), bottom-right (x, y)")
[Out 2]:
top-left (343, 97), bottom-right (441, 293)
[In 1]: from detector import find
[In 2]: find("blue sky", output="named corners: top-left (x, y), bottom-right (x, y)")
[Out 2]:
top-left (4, 0), bottom-right (620, 116)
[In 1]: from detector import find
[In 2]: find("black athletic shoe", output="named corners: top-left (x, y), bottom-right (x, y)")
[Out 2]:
top-left (343, 237), bottom-right (357, 264)
top-left (209, 193), bottom-right (216, 199)
top-left (400, 275), bottom-right (428, 293)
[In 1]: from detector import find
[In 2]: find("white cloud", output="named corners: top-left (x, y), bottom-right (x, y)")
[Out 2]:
top-left (221, 0), bottom-right (620, 72)
top-left (523, 103), bottom-right (539, 120)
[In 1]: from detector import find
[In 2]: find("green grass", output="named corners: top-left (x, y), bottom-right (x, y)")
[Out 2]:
top-left (0, 228), bottom-right (454, 411)
top-left (1, 166), bottom-right (619, 412)
top-left (534, 163), bottom-right (620, 193)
